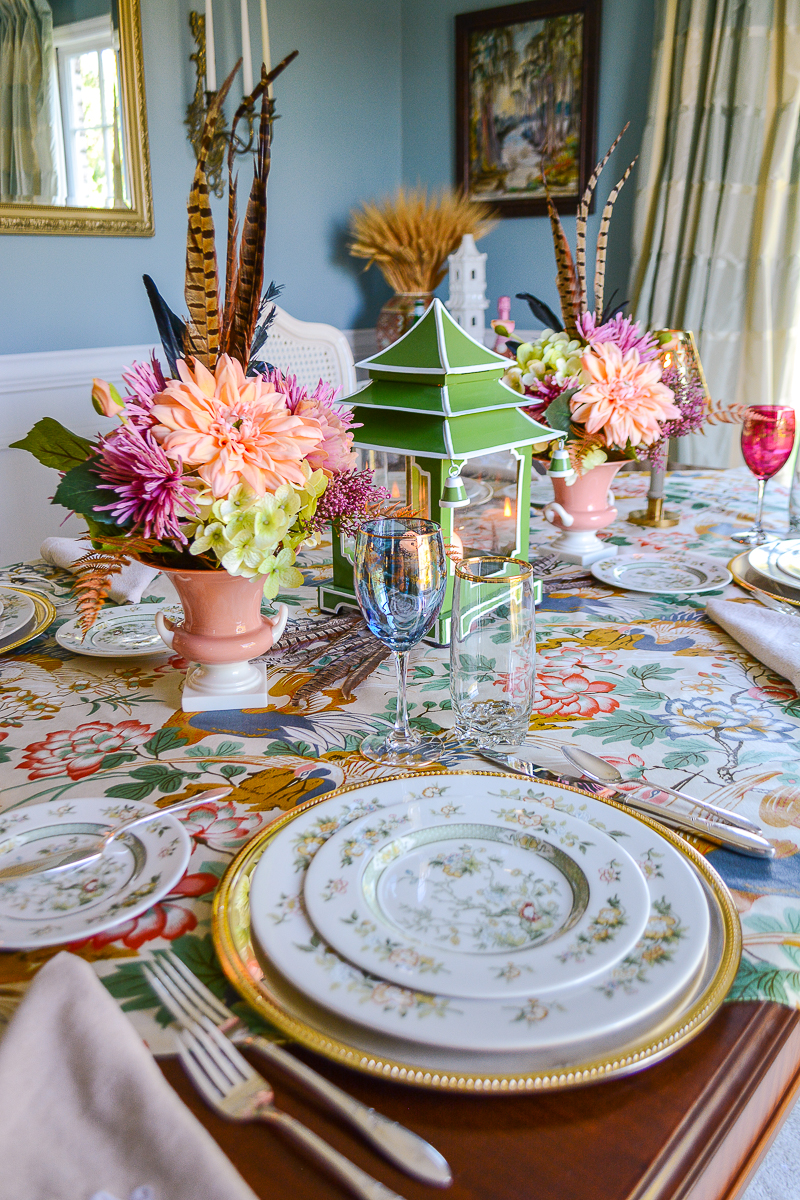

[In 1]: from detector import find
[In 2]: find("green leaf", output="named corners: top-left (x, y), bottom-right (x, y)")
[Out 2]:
top-left (128, 763), bottom-right (177, 781)
top-left (52, 457), bottom-right (121, 524)
top-left (0, 744), bottom-right (14, 763)
top-left (628, 664), bottom-right (680, 682)
top-left (214, 740), bottom-right (244, 756)
top-left (543, 392), bottom-right (575, 435)
top-left (220, 763), bottom-right (246, 779)
top-left (583, 711), bottom-right (668, 748)
top-left (662, 749), bottom-right (708, 770)
top-left (104, 781), bottom-right (156, 802)
top-left (143, 727), bottom-right (190, 756)
top-left (98, 751), bottom-right (139, 771)
top-left (10, 417), bottom-right (93, 472)
top-left (99, 962), bottom-right (175, 1027)
top-left (263, 739), bottom-right (316, 759)
top-left (184, 744), bottom-right (216, 758)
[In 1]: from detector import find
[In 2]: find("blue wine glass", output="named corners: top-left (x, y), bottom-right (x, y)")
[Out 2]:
top-left (354, 518), bottom-right (447, 765)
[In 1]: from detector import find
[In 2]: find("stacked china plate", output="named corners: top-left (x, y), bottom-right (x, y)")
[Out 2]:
top-left (0, 586), bottom-right (56, 654)
top-left (730, 539), bottom-right (800, 610)
top-left (213, 771), bottom-right (741, 1092)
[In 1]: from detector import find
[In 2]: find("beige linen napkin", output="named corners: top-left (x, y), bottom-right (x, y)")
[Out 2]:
top-left (0, 952), bottom-right (258, 1200)
top-left (41, 537), bottom-right (160, 604)
top-left (706, 598), bottom-right (800, 690)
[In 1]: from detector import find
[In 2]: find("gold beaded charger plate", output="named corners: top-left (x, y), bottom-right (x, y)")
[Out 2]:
top-left (213, 773), bottom-right (740, 1092)
top-left (0, 587), bottom-right (57, 655)
top-left (728, 552), bottom-right (800, 611)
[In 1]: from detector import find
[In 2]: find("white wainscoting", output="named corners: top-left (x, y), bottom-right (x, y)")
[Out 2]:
top-left (0, 332), bottom-right (377, 564)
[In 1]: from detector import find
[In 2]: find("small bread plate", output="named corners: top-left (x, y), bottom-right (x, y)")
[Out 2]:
top-left (214, 772), bottom-right (738, 1091)
top-left (591, 552), bottom-right (731, 596)
top-left (0, 587), bottom-right (57, 655)
top-left (301, 794), bottom-right (650, 1000)
top-left (56, 603), bottom-right (183, 658)
top-left (0, 797), bottom-right (191, 950)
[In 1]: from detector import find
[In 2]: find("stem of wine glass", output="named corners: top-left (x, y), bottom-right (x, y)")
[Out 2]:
top-left (391, 650), bottom-right (412, 746)
top-left (754, 477), bottom-right (768, 537)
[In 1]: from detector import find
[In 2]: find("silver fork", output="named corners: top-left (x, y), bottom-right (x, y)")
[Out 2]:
top-left (146, 985), bottom-right (408, 1200)
top-left (144, 955), bottom-right (451, 1188)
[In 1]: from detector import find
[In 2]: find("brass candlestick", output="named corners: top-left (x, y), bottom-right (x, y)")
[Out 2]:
top-left (628, 492), bottom-right (680, 527)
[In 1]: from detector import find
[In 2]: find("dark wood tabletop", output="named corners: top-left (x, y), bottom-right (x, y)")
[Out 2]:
top-left (159, 1000), bottom-right (800, 1200)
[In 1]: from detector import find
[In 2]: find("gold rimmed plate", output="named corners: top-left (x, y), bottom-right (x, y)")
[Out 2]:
top-left (729, 551), bottom-right (800, 611)
top-left (0, 588), bottom-right (57, 655)
top-left (213, 772), bottom-right (740, 1092)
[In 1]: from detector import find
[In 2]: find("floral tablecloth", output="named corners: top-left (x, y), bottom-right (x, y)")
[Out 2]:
top-left (1, 466), bottom-right (799, 1044)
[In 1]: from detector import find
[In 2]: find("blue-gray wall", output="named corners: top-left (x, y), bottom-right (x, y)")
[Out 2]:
top-left (0, 0), bottom-right (402, 355)
top-left (0, 0), bottom-right (653, 356)
top-left (401, 0), bottom-right (656, 332)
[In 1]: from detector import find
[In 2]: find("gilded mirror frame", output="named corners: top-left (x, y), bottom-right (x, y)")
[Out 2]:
top-left (0, 0), bottom-right (153, 236)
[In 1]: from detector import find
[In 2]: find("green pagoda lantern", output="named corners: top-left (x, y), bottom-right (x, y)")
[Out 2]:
top-left (318, 299), bottom-right (563, 643)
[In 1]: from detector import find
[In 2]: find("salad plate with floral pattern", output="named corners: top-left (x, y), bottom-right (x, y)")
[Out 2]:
top-left (748, 541), bottom-right (800, 593)
top-left (590, 553), bottom-right (731, 595)
top-left (0, 797), bottom-right (191, 949)
top-left (56, 604), bottom-right (183, 658)
top-left (245, 773), bottom-right (711, 1054)
top-left (301, 796), bottom-right (650, 1000)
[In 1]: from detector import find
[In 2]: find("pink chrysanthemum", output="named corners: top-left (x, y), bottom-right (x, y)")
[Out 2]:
top-left (94, 424), bottom-right (197, 542)
top-left (577, 313), bottom-right (660, 362)
top-left (121, 354), bottom-right (167, 428)
top-left (571, 344), bottom-right (679, 449)
top-left (268, 370), bottom-right (359, 473)
top-left (149, 355), bottom-right (324, 498)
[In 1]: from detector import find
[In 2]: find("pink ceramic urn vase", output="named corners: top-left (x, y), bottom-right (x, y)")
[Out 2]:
top-left (542, 460), bottom-right (625, 565)
top-left (154, 567), bottom-right (288, 713)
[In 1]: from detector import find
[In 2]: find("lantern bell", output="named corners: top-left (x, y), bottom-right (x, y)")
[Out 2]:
top-left (440, 463), bottom-right (470, 508)
top-left (548, 441), bottom-right (574, 480)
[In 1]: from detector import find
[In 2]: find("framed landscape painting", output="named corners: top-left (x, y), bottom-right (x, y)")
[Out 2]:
top-left (456, 0), bottom-right (600, 217)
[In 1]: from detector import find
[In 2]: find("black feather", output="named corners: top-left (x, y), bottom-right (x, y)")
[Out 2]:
top-left (143, 275), bottom-right (186, 377)
top-left (247, 282), bottom-right (284, 370)
top-left (600, 291), bottom-right (629, 324)
top-left (515, 293), bottom-right (564, 331)
top-left (246, 359), bottom-right (276, 378)
top-left (504, 340), bottom-right (522, 356)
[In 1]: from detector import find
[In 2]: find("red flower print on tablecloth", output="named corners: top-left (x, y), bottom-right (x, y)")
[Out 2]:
top-left (178, 799), bottom-right (265, 852)
top-left (535, 672), bottom-right (619, 718)
top-left (69, 871), bottom-right (218, 951)
top-left (18, 720), bottom-right (151, 781)
top-left (538, 646), bottom-right (617, 672)
top-left (747, 681), bottom-right (799, 706)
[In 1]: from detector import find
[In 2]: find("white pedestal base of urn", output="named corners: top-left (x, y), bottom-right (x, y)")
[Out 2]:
top-left (180, 660), bottom-right (269, 713)
top-left (546, 529), bottom-right (618, 567)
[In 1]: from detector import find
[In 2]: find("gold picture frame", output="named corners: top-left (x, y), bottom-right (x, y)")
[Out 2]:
top-left (0, 0), bottom-right (153, 237)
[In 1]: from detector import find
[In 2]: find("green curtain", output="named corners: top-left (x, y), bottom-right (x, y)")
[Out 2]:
top-left (629, 0), bottom-right (800, 466)
top-left (0, 0), bottom-right (60, 204)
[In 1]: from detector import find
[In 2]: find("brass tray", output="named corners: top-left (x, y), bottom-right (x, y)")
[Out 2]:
top-left (0, 587), bottom-right (57, 655)
top-left (213, 773), bottom-right (741, 1093)
top-left (729, 551), bottom-right (800, 611)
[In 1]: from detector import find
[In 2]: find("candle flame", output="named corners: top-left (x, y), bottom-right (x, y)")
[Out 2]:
top-left (503, 497), bottom-right (512, 518)
top-left (391, 482), bottom-right (401, 499)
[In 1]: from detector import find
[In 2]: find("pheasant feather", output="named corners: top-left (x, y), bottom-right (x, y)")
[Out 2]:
top-left (594, 158), bottom-right (636, 322)
top-left (545, 185), bottom-right (580, 338)
top-left (575, 123), bottom-right (629, 312)
top-left (184, 65), bottom-right (239, 367)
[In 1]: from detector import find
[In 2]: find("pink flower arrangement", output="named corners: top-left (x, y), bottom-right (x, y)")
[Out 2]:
top-left (570, 344), bottom-right (679, 449)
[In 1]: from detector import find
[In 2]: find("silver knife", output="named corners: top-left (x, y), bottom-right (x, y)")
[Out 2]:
top-left (477, 749), bottom-right (775, 859)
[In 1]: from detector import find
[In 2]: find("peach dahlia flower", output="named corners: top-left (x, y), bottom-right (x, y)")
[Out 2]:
top-left (570, 343), bottom-right (679, 448)
top-left (149, 355), bottom-right (324, 498)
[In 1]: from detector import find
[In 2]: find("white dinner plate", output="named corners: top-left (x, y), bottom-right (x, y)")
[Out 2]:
top-left (0, 797), bottom-right (191, 949)
top-left (303, 795), bottom-right (650, 1000)
top-left (248, 774), bottom-right (710, 1054)
top-left (748, 541), bottom-right (800, 593)
top-left (56, 604), bottom-right (183, 658)
top-left (0, 588), bottom-right (36, 642)
top-left (591, 552), bottom-right (731, 595)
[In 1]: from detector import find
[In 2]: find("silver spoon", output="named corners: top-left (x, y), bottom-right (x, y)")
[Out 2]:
top-left (562, 746), bottom-right (763, 834)
top-left (0, 786), bottom-right (232, 882)
top-left (562, 747), bottom-right (773, 857)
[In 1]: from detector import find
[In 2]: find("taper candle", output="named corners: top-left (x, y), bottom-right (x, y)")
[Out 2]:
top-left (205, 0), bottom-right (216, 90)
top-left (240, 0), bottom-right (253, 93)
